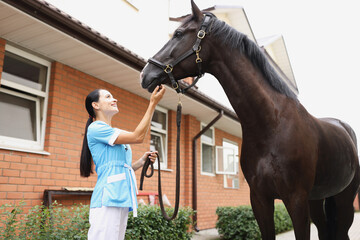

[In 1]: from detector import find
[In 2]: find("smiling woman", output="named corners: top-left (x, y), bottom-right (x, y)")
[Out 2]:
top-left (79, 86), bottom-right (165, 240)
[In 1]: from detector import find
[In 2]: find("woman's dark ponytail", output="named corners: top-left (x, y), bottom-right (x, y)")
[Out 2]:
top-left (80, 116), bottom-right (94, 177)
top-left (80, 89), bottom-right (100, 177)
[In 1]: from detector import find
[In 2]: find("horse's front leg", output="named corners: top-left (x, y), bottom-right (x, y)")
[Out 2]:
top-left (283, 192), bottom-right (311, 240)
top-left (250, 190), bottom-right (275, 240)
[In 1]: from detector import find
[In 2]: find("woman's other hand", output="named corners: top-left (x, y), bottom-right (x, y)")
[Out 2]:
top-left (141, 151), bottom-right (158, 165)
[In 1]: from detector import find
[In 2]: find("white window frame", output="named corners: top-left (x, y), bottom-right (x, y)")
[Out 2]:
top-left (200, 124), bottom-right (215, 176)
top-left (0, 44), bottom-right (51, 154)
top-left (215, 146), bottom-right (237, 175)
top-left (150, 106), bottom-right (168, 169)
top-left (222, 139), bottom-right (240, 189)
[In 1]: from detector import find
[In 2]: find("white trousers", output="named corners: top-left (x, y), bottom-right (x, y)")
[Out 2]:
top-left (88, 206), bottom-right (129, 240)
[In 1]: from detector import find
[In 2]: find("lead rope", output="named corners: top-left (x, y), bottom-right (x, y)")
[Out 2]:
top-left (139, 94), bottom-right (182, 220)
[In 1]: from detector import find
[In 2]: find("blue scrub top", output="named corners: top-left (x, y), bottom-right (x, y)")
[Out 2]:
top-left (87, 121), bottom-right (138, 216)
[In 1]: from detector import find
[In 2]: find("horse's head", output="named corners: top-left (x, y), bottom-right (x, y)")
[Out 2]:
top-left (140, 0), bottom-right (214, 93)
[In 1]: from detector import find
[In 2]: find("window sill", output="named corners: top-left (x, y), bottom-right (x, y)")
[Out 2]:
top-left (154, 167), bottom-right (173, 172)
top-left (223, 186), bottom-right (240, 190)
top-left (200, 172), bottom-right (216, 177)
top-left (0, 146), bottom-right (50, 155)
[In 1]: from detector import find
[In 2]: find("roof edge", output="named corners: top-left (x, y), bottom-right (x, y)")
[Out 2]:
top-left (2, 0), bottom-right (147, 71)
top-left (179, 82), bottom-right (239, 122)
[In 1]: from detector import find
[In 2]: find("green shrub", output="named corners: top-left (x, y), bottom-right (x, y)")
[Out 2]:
top-left (273, 204), bottom-right (293, 234)
top-left (0, 202), bottom-right (194, 240)
top-left (216, 204), bottom-right (293, 240)
top-left (216, 205), bottom-right (260, 240)
top-left (0, 201), bottom-right (25, 240)
top-left (126, 205), bottom-right (194, 240)
top-left (0, 202), bottom-right (90, 240)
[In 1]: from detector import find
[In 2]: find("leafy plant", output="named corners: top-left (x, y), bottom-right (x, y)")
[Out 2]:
top-left (273, 204), bottom-right (293, 234)
top-left (126, 205), bottom-right (194, 240)
top-left (0, 202), bottom-right (194, 240)
top-left (0, 201), bottom-right (25, 240)
top-left (216, 204), bottom-right (293, 240)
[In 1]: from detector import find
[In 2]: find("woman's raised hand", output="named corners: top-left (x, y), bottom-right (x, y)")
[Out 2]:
top-left (150, 85), bottom-right (166, 105)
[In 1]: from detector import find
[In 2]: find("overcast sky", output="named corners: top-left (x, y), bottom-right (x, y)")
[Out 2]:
top-left (45, 0), bottom-right (360, 149)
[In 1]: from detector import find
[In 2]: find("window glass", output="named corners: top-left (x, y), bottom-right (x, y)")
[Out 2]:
top-left (201, 127), bottom-right (213, 144)
top-left (216, 146), bottom-right (236, 174)
top-left (150, 108), bottom-right (168, 168)
top-left (201, 124), bottom-right (215, 174)
top-left (3, 51), bottom-right (47, 91)
top-left (202, 143), bottom-right (214, 173)
top-left (150, 133), bottom-right (165, 165)
top-left (151, 110), bottom-right (166, 131)
top-left (223, 140), bottom-right (240, 189)
top-left (0, 91), bottom-right (37, 141)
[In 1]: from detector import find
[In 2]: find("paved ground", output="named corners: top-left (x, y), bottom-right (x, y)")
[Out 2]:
top-left (277, 212), bottom-right (360, 240)
top-left (191, 228), bottom-right (220, 240)
top-left (191, 212), bottom-right (360, 240)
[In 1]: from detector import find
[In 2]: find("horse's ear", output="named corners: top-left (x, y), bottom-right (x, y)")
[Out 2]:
top-left (191, 0), bottom-right (203, 22)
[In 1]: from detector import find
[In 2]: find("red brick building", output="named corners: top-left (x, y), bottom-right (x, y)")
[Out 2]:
top-left (0, 0), bottom-right (358, 231)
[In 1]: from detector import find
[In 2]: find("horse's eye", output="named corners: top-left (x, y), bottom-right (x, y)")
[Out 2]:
top-left (173, 31), bottom-right (183, 39)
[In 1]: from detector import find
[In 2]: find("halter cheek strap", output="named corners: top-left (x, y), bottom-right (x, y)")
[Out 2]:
top-left (148, 14), bottom-right (213, 94)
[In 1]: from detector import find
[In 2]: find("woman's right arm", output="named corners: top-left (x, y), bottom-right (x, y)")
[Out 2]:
top-left (113, 85), bottom-right (165, 145)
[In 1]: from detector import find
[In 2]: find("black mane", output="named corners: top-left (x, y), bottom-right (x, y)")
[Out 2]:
top-left (208, 15), bottom-right (298, 100)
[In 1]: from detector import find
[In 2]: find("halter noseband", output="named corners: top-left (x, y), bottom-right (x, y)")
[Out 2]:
top-left (148, 14), bottom-right (213, 94)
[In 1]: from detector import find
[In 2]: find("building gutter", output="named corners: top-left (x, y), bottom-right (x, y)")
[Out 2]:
top-left (192, 110), bottom-right (223, 231)
top-left (179, 82), bottom-right (239, 123)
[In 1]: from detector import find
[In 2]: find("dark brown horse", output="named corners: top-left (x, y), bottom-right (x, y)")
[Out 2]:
top-left (140, 1), bottom-right (360, 239)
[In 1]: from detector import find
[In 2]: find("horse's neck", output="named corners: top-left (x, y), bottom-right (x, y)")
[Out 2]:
top-left (209, 54), bottom-right (280, 135)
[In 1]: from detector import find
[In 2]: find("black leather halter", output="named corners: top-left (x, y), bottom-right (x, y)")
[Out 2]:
top-left (148, 14), bottom-right (213, 93)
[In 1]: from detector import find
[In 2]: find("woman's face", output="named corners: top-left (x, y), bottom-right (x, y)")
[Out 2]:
top-left (92, 89), bottom-right (118, 116)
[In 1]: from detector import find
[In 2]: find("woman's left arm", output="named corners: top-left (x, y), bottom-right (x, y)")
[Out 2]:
top-left (132, 151), bottom-right (158, 171)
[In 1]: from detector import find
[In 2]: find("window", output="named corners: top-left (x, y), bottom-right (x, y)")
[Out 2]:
top-left (216, 146), bottom-right (236, 175)
top-left (222, 139), bottom-right (240, 189)
top-left (0, 45), bottom-right (50, 154)
top-left (150, 107), bottom-right (168, 169)
top-left (201, 124), bottom-right (215, 175)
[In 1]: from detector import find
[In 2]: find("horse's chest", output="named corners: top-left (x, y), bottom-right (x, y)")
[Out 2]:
top-left (240, 154), bottom-right (278, 186)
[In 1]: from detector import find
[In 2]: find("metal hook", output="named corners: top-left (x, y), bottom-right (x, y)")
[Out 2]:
top-left (178, 93), bottom-right (183, 106)
top-left (195, 46), bottom-right (202, 63)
